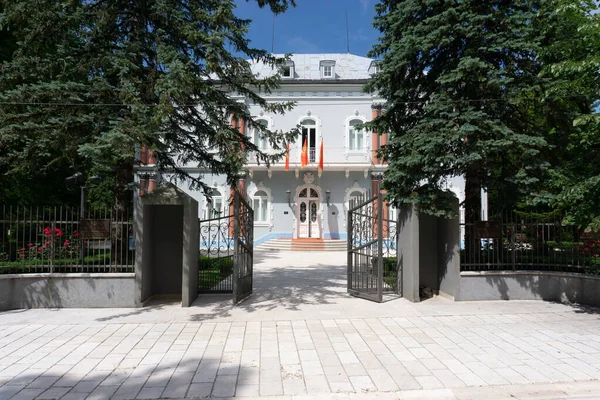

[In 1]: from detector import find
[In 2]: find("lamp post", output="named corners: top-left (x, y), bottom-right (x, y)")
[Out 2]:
top-left (325, 190), bottom-right (331, 207)
top-left (286, 190), bottom-right (292, 207)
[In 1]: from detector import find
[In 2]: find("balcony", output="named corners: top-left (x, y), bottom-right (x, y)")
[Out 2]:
top-left (246, 145), bottom-right (372, 167)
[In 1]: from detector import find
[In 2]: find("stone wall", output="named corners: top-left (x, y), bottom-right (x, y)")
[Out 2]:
top-left (0, 273), bottom-right (137, 310)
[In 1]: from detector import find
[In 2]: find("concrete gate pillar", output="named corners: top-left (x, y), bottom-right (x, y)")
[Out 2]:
top-left (135, 184), bottom-right (199, 307)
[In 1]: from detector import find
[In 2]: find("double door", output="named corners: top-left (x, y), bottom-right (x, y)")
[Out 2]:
top-left (298, 188), bottom-right (320, 238)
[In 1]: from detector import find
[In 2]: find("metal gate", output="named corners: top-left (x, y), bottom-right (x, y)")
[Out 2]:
top-left (198, 191), bottom-right (253, 304)
top-left (233, 191), bottom-right (253, 303)
top-left (347, 186), bottom-right (399, 302)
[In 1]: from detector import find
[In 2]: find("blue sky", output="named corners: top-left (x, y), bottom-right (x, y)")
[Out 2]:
top-left (235, 0), bottom-right (379, 56)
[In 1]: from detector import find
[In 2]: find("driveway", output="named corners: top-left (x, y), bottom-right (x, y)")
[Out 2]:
top-left (1, 250), bottom-right (600, 399)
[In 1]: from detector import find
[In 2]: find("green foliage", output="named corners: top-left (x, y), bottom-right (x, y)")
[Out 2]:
top-left (0, 0), bottom-right (297, 207)
top-left (367, 0), bottom-right (600, 230)
top-left (534, 0), bottom-right (600, 230)
top-left (198, 255), bottom-right (233, 291)
top-left (366, 0), bottom-right (549, 218)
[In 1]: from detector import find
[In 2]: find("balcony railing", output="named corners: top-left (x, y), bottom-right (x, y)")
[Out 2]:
top-left (246, 146), bottom-right (372, 166)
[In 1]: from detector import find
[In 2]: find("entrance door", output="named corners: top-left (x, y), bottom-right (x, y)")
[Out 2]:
top-left (298, 188), bottom-right (320, 238)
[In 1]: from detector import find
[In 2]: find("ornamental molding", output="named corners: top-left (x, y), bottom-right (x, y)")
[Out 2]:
top-left (303, 172), bottom-right (315, 184)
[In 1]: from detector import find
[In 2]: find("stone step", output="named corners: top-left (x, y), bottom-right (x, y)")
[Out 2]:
top-left (257, 239), bottom-right (347, 251)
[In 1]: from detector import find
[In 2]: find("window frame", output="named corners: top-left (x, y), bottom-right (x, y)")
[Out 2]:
top-left (299, 116), bottom-right (320, 163)
top-left (281, 61), bottom-right (294, 79)
top-left (319, 60), bottom-right (336, 79)
top-left (204, 188), bottom-right (226, 219)
top-left (345, 116), bottom-right (368, 154)
top-left (249, 184), bottom-right (272, 227)
top-left (250, 118), bottom-right (270, 151)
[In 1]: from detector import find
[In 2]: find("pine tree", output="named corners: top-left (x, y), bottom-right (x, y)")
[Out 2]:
top-left (0, 0), bottom-right (297, 212)
top-left (365, 0), bottom-right (549, 224)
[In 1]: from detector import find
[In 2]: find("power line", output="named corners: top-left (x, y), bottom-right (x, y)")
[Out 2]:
top-left (0, 95), bottom-right (591, 108)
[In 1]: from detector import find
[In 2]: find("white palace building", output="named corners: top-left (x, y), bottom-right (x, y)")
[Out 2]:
top-left (163, 53), bottom-right (471, 246)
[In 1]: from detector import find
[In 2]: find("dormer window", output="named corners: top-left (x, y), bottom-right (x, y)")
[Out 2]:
top-left (320, 60), bottom-right (335, 79)
top-left (369, 61), bottom-right (382, 75)
top-left (281, 61), bottom-right (294, 78)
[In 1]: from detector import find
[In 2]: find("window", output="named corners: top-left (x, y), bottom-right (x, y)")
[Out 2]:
top-left (300, 119), bottom-right (317, 162)
top-left (251, 119), bottom-right (269, 150)
top-left (348, 190), bottom-right (364, 207)
top-left (320, 60), bottom-right (335, 79)
top-left (252, 190), bottom-right (270, 223)
top-left (348, 119), bottom-right (365, 151)
top-left (205, 189), bottom-right (225, 218)
top-left (281, 61), bottom-right (294, 78)
top-left (369, 60), bottom-right (382, 75)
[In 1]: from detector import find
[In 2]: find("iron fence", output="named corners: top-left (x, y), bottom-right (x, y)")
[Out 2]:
top-left (0, 205), bottom-right (134, 274)
top-left (460, 211), bottom-right (600, 274)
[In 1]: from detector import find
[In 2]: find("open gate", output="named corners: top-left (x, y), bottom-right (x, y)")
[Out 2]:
top-left (198, 191), bottom-right (253, 304)
top-left (347, 185), bottom-right (399, 302)
top-left (233, 191), bottom-right (253, 303)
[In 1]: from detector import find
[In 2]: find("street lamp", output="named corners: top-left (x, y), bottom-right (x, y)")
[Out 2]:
top-left (325, 190), bottom-right (331, 206)
top-left (286, 190), bottom-right (292, 207)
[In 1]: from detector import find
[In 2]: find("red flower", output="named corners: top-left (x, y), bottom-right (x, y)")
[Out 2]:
top-left (19, 247), bottom-right (25, 251)
top-left (44, 227), bottom-right (63, 237)
top-left (45, 241), bottom-right (50, 246)
top-left (73, 230), bottom-right (80, 238)
top-left (63, 240), bottom-right (70, 247)
top-left (28, 243), bottom-right (33, 247)
top-left (38, 247), bottom-right (43, 251)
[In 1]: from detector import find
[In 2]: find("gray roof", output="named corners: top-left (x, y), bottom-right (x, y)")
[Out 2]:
top-left (250, 53), bottom-right (375, 81)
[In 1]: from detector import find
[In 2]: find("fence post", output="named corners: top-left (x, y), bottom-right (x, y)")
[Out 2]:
top-left (347, 202), bottom-right (353, 292)
top-left (376, 179), bottom-right (384, 302)
top-left (511, 223), bottom-right (516, 270)
top-left (232, 191), bottom-right (240, 303)
top-left (50, 221), bottom-right (55, 274)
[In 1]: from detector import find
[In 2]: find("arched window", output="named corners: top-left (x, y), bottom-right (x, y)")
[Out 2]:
top-left (348, 190), bottom-right (364, 208)
top-left (348, 119), bottom-right (365, 151)
top-left (252, 190), bottom-right (270, 223)
top-left (300, 119), bottom-right (317, 162)
top-left (250, 119), bottom-right (269, 150)
top-left (205, 188), bottom-right (225, 218)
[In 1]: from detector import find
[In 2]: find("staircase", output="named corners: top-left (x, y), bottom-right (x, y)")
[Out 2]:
top-left (256, 239), bottom-right (347, 251)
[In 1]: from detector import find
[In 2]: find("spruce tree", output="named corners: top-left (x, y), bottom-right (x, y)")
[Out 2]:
top-left (365, 0), bottom-right (549, 224)
top-left (0, 0), bottom-right (296, 212)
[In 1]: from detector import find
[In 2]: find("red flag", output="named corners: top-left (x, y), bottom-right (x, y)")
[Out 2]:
top-left (301, 138), bottom-right (308, 167)
top-left (285, 142), bottom-right (290, 171)
top-left (318, 138), bottom-right (324, 172)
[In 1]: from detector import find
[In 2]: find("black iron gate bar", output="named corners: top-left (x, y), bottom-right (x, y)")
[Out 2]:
top-left (233, 191), bottom-right (253, 304)
top-left (347, 192), bottom-right (384, 302)
top-left (197, 191), bottom-right (254, 302)
top-left (347, 187), bottom-right (400, 303)
top-left (198, 212), bottom-right (235, 293)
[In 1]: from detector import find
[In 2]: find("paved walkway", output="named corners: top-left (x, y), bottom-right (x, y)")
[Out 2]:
top-left (1, 251), bottom-right (600, 399)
